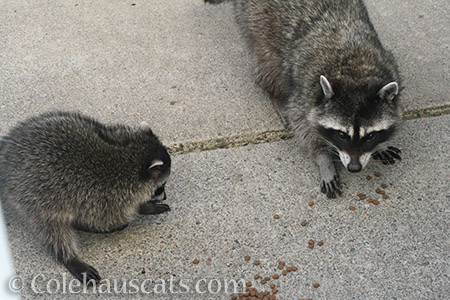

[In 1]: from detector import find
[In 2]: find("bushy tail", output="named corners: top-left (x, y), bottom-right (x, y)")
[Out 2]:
top-left (204, 0), bottom-right (231, 4)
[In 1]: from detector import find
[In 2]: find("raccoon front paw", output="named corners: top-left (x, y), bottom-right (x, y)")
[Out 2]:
top-left (65, 258), bottom-right (101, 285)
top-left (138, 202), bottom-right (171, 215)
top-left (320, 175), bottom-right (342, 199)
top-left (372, 147), bottom-right (402, 165)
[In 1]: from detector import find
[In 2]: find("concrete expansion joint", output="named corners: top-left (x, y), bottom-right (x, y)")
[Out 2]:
top-left (168, 104), bottom-right (450, 155)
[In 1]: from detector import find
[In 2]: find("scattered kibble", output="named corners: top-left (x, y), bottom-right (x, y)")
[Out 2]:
top-left (366, 175), bottom-right (372, 180)
top-left (246, 282), bottom-right (252, 287)
top-left (382, 194), bottom-right (388, 199)
top-left (274, 214), bottom-right (280, 219)
top-left (313, 283), bottom-right (320, 288)
top-left (349, 205), bottom-right (356, 211)
top-left (373, 200), bottom-right (380, 205)
top-left (301, 221), bottom-right (308, 227)
top-left (308, 201), bottom-right (315, 207)
top-left (254, 274), bottom-right (260, 280)
top-left (367, 198), bottom-right (375, 203)
top-left (273, 274), bottom-right (280, 280)
top-left (270, 283), bottom-right (276, 289)
top-left (244, 256), bottom-right (251, 261)
top-left (254, 261), bottom-right (261, 266)
top-left (193, 259), bottom-right (200, 265)
top-left (381, 183), bottom-right (388, 188)
top-left (317, 241), bottom-right (324, 246)
top-left (374, 172), bottom-right (381, 177)
top-left (308, 239), bottom-right (315, 249)
top-left (278, 261), bottom-right (286, 270)
top-left (282, 270), bottom-right (287, 276)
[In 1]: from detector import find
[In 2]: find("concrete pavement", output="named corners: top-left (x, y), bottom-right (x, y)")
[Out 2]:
top-left (0, 0), bottom-right (449, 299)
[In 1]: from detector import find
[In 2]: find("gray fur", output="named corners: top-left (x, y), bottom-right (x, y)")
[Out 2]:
top-left (206, 0), bottom-right (403, 198)
top-left (0, 111), bottom-right (171, 282)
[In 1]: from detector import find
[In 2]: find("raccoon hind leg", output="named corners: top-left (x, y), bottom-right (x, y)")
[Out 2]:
top-left (316, 152), bottom-right (342, 199)
top-left (35, 216), bottom-right (101, 284)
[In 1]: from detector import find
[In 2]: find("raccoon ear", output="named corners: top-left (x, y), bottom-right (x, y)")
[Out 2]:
top-left (148, 160), bottom-right (164, 170)
top-left (139, 121), bottom-right (151, 131)
top-left (378, 82), bottom-right (399, 101)
top-left (320, 75), bottom-right (334, 99)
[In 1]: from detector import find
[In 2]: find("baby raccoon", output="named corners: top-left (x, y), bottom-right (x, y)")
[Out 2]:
top-left (0, 111), bottom-right (171, 283)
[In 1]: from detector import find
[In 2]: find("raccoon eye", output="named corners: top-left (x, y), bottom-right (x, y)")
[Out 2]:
top-left (366, 132), bottom-right (377, 142)
top-left (336, 131), bottom-right (348, 140)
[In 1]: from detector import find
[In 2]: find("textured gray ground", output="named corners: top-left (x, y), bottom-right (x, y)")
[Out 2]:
top-left (0, 0), bottom-right (449, 299)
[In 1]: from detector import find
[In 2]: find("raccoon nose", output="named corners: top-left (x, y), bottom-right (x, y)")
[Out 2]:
top-left (347, 162), bottom-right (362, 173)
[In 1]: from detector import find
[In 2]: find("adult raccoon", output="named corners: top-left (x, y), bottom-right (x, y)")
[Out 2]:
top-left (206, 0), bottom-right (403, 198)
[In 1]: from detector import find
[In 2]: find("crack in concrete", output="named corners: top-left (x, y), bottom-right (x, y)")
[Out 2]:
top-left (167, 104), bottom-right (450, 155)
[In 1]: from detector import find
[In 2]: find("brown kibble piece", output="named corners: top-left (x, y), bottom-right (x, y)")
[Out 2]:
top-left (367, 198), bottom-right (375, 203)
top-left (231, 296), bottom-right (237, 300)
top-left (317, 241), bottom-right (324, 246)
top-left (254, 261), bottom-right (261, 266)
top-left (291, 266), bottom-right (298, 271)
top-left (278, 261), bottom-right (286, 269)
top-left (308, 201), bottom-right (314, 207)
top-left (301, 221), bottom-right (308, 227)
top-left (381, 183), bottom-right (388, 188)
top-left (376, 188), bottom-right (382, 194)
top-left (373, 200), bottom-right (380, 205)
top-left (246, 282), bottom-right (252, 287)
top-left (357, 193), bottom-right (366, 200)
top-left (308, 239), bottom-right (315, 249)
top-left (374, 172), bottom-right (381, 177)
top-left (270, 283), bottom-right (276, 289)
top-left (265, 277), bottom-right (270, 281)
top-left (193, 259), bottom-right (200, 265)
top-left (261, 280), bottom-right (266, 284)
top-left (379, 189), bottom-right (385, 195)
top-left (313, 283), bottom-right (320, 288)
top-left (366, 175), bottom-right (372, 180)
top-left (272, 288), bottom-right (278, 294)
top-left (349, 205), bottom-right (356, 211)
top-left (244, 256), bottom-right (251, 261)
top-left (382, 194), bottom-right (388, 199)
top-left (282, 270), bottom-right (287, 276)
top-left (274, 214), bottom-right (280, 219)
top-left (272, 274), bottom-right (279, 279)
top-left (254, 274), bottom-right (260, 280)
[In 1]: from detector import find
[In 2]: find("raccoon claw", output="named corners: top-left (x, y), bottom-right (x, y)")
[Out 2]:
top-left (373, 147), bottom-right (402, 165)
top-left (65, 259), bottom-right (101, 285)
top-left (320, 175), bottom-right (342, 199)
